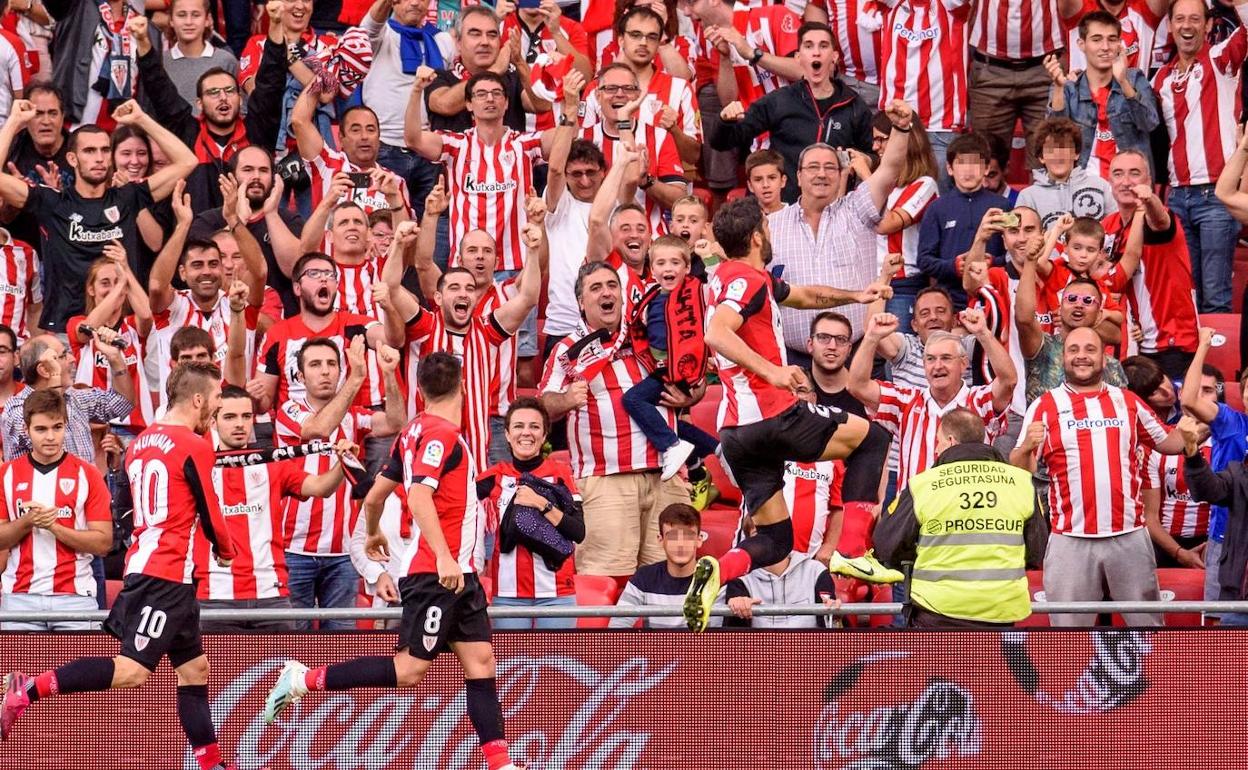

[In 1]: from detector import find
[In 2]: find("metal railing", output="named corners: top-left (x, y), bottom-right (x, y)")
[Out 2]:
top-left (3, 600), bottom-right (1248, 624)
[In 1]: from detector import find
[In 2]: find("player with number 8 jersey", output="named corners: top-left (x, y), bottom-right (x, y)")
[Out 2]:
top-left (1, 362), bottom-right (244, 770)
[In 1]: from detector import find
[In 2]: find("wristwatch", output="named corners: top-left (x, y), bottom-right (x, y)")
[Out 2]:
top-left (615, 119), bottom-right (635, 132)
top-left (540, 501), bottom-right (554, 515)
top-left (749, 47), bottom-right (765, 66)
top-left (559, 112), bottom-right (575, 127)
top-left (639, 173), bottom-right (655, 190)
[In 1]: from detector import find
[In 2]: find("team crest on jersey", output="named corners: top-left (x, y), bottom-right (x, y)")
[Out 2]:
top-left (103, 206), bottom-right (120, 224)
top-left (725, 277), bottom-right (748, 302)
top-left (422, 440), bottom-right (445, 466)
top-left (134, 634), bottom-right (149, 651)
top-left (422, 634), bottom-right (438, 652)
top-left (58, 478), bottom-right (75, 495)
top-left (499, 150), bottom-right (515, 169)
top-left (781, 13), bottom-right (797, 33)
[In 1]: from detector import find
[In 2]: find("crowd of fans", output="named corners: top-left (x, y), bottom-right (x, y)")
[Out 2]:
top-left (0, 0), bottom-right (1245, 632)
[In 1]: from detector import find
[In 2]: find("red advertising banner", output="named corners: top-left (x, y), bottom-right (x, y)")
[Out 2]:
top-left (0, 629), bottom-right (1245, 769)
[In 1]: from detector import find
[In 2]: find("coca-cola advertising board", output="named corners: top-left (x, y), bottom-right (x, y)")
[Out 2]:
top-left (1, 629), bottom-right (1245, 769)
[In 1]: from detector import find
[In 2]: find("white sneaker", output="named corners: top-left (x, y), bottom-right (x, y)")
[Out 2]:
top-left (263, 660), bottom-right (310, 724)
top-left (661, 440), bottom-right (695, 481)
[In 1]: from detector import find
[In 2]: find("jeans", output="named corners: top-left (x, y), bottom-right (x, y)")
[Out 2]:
top-left (376, 144), bottom-right (441, 219)
top-left (886, 289), bottom-right (919, 331)
top-left (200, 597), bottom-right (297, 633)
top-left (0, 592), bottom-right (100, 631)
top-left (1169, 184), bottom-right (1239, 313)
top-left (491, 595), bottom-right (578, 630)
top-left (284, 552), bottom-right (360, 631)
top-left (927, 130), bottom-right (954, 191)
top-left (220, 0), bottom-right (252, 55)
top-left (621, 372), bottom-right (719, 458)
top-left (487, 414), bottom-right (511, 469)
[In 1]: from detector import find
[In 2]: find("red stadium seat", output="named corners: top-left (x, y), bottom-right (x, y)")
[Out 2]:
top-left (692, 187), bottom-right (713, 216)
top-left (355, 592), bottom-right (376, 631)
top-left (704, 452), bottom-right (741, 505)
top-left (574, 574), bottom-right (622, 628)
top-left (698, 504), bottom-right (741, 559)
top-left (105, 579), bottom-right (124, 609)
top-left (1235, 267), bottom-right (1247, 314)
top-left (1200, 313), bottom-right (1241, 379)
top-left (1016, 571), bottom-right (1050, 627)
top-left (726, 187), bottom-right (748, 202)
top-left (547, 449), bottom-right (572, 468)
top-left (689, 383), bottom-right (722, 441)
top-left (1155, 568), bottom-right (1206, 627)
top-left (1227, 380), bottom-right (1244, 413)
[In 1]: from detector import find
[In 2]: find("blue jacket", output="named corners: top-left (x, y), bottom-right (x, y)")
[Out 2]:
top-left (1049, 69), bottom-right (1160, 169)
top-left (916, 186), bottom-right (1008, 308)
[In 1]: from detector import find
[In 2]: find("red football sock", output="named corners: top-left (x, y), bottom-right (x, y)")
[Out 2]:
top-left (32, 671), bottom-right (58, 700)
top-left (718, 548), bottom-right (752, 582)
top-left (305, 666), bottom-right (327, 692)
top-left (481, 739), bottom-right (512, 770)
top-left (193, 743), bottom-right (222, 770)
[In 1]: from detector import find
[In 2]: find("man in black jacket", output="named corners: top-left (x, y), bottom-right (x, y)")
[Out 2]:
top-left (708, 21), bottom-right (874, 204)
top-left (1180, 415), bottom-right (1248, 625)
top-left (131, 13), bottom-right (286, 212)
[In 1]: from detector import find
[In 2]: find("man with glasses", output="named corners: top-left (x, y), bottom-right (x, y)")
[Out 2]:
top-left (130, 15), bottom-right (286, 212)
top-left (767, 99), bottom-right (912, 366)
top-left (0, 325), bottom-right (23, 411)
top-left (803, 311), bottom-right (867, 417)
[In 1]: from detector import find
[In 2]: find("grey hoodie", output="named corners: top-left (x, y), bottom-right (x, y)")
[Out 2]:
top-left (1016, 167), bottom-right (1118, 231)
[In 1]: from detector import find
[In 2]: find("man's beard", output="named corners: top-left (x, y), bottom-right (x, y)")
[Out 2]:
top-left (813, 358), bottom-right (843, 377)
top-left (1064, 366), bottom-right (1102, 388)
top-left (205, 108), bottom-right (237, 131)
top-left (78, 168), bottom-right (109, 186)
top-left (760, 236), bottom-right (774, 265)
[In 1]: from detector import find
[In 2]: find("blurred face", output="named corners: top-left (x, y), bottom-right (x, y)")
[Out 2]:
top-left (505, 407), bottom-right (546, 461)
top-left (1040, 138), bottom-right (1077, 181)
top-left (747, 163), bottom-right (786, 211)
top-left (611, 209), bottom-right (650, 271)
top-left (984, 158), bottom-right (1005, 193)
top-left (458, 230), bottom-right (497, 288)
top-left (170, 0), bottom-right (210, 45)
top-left (1064, 234), bottom-right (1104, 274)
top-left (467, 78), bottom-right (508, 123)
top-left (391, 0), bottom-right (430, 27)
top-left (923, 337), bottom-right (966, 393)
top-left (807, 318), bottom-right (853, 376)
top-left (197, 73), bottom-right (241, 130)
top-left (650, 246), bottom-right (689, 292)
top-left (299, 344), bottom-right (342, 400)
top-left (578, 267), bottom-right (622, 330)
top-left (596, 67), bottom-right (641, 123)
top-left (29, 92), bottom-right (63, 151)
top-left (234, 147), bottom-right (273, 208)
top-left (215, 395), bottom-right (254, 450)
top-left (1109, 153), bottom-right (1152, 207)
top-left (295, 259), bottom-right (339, 316)
top-left (947, 154), bottom-right (986, 193)
top-left (670, 203), bottom-right (706, 243)
top-left (330, 206), bottom-right (370, 256)
top-left (796, 29), bottom-right (837, 86)
top-left (798, 147), bottom-right (840, 204)
top-left (27, 412), bottom-right (65, 463)
top-left (282, 0), bottom-right (310, 33)
top-left (911, 292), bottom-right (954, 340)
top-left (87, 263), bottom-right (123, 304)
top-left (1171, 0), bottom-right (1211, 57)
top-left (460, 12), bottom-right (501, 71)
top-left (175, 346), bottom-right (213, 366)
top-left (659, 523), bottom-right (701, 568)
top-left (179, 245), bottom-right (224, 302)
top-left (565, 159), bottom-right (605, 202)
top-left (1059, 283), bottom-right (1102, 329)
top-left (0, 334), bottom-right (16, 385)
top-left (1079, 21), bottom-right (1121, 71)
top-left (212, 231), bottom-right (242, 283)
top-left (619, 15), bottom-right (662, 67)
top-left (370, 219), bottom-right (394, 259)
top-left (1003, 208), bottom-right (1042, 263)
top-left (1148, 375), bottom-right (1176, 414)
top-left (1062, 327), bottom-right (1105, 387)
top-left (69, 132), bottom-right (112, 186)
top-left (436, 272), bottom-right (478, 331)
top-left (340, 109), bottom-right (380, 165)
top-left (113, 136), bottom-right (149, 179)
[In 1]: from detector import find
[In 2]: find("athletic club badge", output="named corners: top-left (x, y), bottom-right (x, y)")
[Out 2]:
top-left (103, 206), bottom-right (120, 224)
top-left (58, 478), bottom-right (75, 495)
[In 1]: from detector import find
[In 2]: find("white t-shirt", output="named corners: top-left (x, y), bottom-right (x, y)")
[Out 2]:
top-left (542, 190), bottom-right (593, 338)
top-left (360, 14), bottom-right (456, 147)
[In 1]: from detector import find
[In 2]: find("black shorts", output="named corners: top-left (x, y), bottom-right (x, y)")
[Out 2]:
top-left (103, 575), bottom-right (203, 672)
top-left (719, 400), bottom-right (851, 515)
top-left (396, 573), bottom-right (491, 661)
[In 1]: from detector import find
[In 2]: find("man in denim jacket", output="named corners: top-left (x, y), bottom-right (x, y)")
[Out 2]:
top-left (1044, 10), bottom-right (1159, 178)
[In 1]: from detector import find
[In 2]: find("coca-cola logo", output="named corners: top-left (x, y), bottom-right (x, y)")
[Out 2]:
top-left (191, 655), bottom-right (676, 770)
top-left (812, 652), bottom-right (982, 770)
top-left (1001, 630), bottom-right (1153, 715)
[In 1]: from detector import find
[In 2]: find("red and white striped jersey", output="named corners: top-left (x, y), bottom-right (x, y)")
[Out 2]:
top-left (985, 262), bottom-right (1038, 416)
top-left (475, 278), bottom-right (519, 417)
top-left (1152, 25), bottom-right (1247, 187)
top-left (707, 260), bottom-right (797, 428)
top-left (876, 177), bottom-right (938, 279)
top-left (540, 326), bottom-right (670, 477)
top-left (307, 146), bottom-right (412, 215)
top-left (581, 121), bottom-right (687, 236)
top-left (1065, 0), bottom-right (1161, 72)
top-left (404, 304), bottom-right (509, 465)
top-left (874, 382), bottom-right (1007, 490)
top-left (970, 0), bottom-right (1063, 60)
top-left (0, 453), bottom-right (110, 596)
top-left (0, 231), bottom-right (39, 342)
top-left (1143, 442), bottom-right (1211, 539)
top-left (818, 0), bottom-right (883, 85)
top-left (440, 128), bottom-right (545, 272)
top-left (260, 312), bottom-right (385, 408)
top-left (966, 283), bottom-right (1011, 386)
top-left (124, 423), bottom-right (235, 584)
top-left (581, 69), bottom-right (701, 142)
top-left (395, 412), bottom-right (483, 575)
top-left (1019, 383), bottom-right (1169, 536)
top-left (481, 456), bottom-right (581, 599)
top-left (196, 460), bottom-right (309, 600)
top-left (146, 290), bottom-right (232, 398)
top-left (738, 460), bottom-right (843, 557)
top-left (275, 399), bottom-right (371, 555)
top-left (879, 0), bottom-right (971, 130)
top-left (606, 249), bottom-right (646, 321)
top-left (1102, 211), bottom-right (1199, 354)
top-left (726, 4), bottom-right (803, 106)
top-left (335, 257), bottom-right (384, 318)
top-left (502, 14), bottom-right (593, 131)
top-left (67, 315), bottom-right (154, 431)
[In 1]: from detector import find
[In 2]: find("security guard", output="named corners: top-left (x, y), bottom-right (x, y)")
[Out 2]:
top-left (875, 408), bottom-right (1048, 628)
